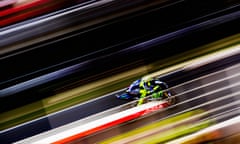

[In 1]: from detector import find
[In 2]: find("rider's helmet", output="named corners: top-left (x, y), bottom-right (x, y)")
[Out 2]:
top-left (140, 77), bottom-right (155, 90)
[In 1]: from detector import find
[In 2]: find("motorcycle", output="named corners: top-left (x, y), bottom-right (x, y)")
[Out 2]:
top-left (116, 78), bottom-right (175, 106)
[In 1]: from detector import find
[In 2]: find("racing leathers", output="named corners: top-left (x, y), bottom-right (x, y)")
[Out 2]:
top-left (137, 78), bottom-right (167, 105)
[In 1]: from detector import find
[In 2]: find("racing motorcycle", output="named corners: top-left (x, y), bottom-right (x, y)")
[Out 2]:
top-left (116, 78), bottom-right (175, 106)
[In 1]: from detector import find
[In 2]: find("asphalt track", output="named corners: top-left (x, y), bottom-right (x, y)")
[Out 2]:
top-left (2, 45), bottom-right (240, 144)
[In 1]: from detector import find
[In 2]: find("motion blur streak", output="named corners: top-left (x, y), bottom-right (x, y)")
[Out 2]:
top-left (167, 62), bottom-right (240, 100)
top-left (102, 102), bottom-right (240, 143)
top-left (0, 61), bottom-right (88, 97)
top-left (185, 44), bottom-right (240, 70)
top-left (167, 115), bottom-right (240, 144)
top-left (147, 43), bottom-right (240, 79)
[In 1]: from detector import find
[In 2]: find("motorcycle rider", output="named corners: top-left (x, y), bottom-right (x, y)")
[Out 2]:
top-left (137, 77), bottom-right (168, 105)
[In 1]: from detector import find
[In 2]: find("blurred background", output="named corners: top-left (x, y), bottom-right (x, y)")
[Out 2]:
top-left (1, 0), bottom-right (240, 143)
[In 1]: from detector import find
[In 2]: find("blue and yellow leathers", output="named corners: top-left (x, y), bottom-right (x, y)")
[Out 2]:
top-left (137, 78), bottom-right (164, 105)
